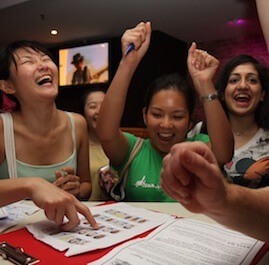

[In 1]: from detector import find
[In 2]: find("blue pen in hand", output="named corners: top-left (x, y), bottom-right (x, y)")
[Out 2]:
top-left (125, 43), bottom-right (135, 55)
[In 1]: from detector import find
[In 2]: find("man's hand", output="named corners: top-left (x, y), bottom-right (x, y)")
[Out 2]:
top-left (161, 142), bottom-right (227, 214)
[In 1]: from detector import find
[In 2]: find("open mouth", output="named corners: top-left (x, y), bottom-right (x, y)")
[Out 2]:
top-left (234, 93), bottom-right (251, 103)
top-left (158, 132), bottom-right (174, 141)
top-left (36, 75), bottom-right (52, 85)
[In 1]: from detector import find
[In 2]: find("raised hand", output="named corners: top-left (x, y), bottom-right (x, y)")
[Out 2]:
top-left (121, 21), bottom-right (152, 65)
top-left (187, 42), bottom-right (219, 94)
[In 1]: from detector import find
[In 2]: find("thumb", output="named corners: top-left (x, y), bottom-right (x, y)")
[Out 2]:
top-left (141, 21), bottom-right (152, 51)
top-left (62, 167), bottom-right (74, 175)
top-left (188, 42), bottom-right (196, 57)
top-left (180, 148), bottom-right (221, 188)
top-left (145, 21), bottom-right (152, 38)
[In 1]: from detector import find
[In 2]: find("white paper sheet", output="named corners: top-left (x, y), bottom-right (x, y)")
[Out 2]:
top-left (26, 202), bottom-right (174, 257)
top-left (0, 207), bottom-right (8, 219)
top-left (90, 218), bottom-right (265, 265)
top-left (0, 200), bottom-right (39, 232)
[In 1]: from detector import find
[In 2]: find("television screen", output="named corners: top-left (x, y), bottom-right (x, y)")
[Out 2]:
top-left (58, 42), bottom-right (109, 86)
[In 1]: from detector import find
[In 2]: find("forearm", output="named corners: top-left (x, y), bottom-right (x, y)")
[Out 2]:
top-left (197, 81), bottom-right (234, 165)
top-left (209, 184), bottom-right (269, 241)
top-left (204, 102), bottom-right (234, 165)
top-left (0, 178), bottom-right (39, 207)
top-left (97, 59), bottom-right (137, 142)
top-left (256, 0), bottom-right (269, 53)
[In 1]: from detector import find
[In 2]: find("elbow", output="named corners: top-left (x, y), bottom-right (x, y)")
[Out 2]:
top-left (78, 182), bottom-right (91, 201)
top-left (216, 148), bottom-right (234, 167)
top-left (212, 134), bottom-right (234, 167)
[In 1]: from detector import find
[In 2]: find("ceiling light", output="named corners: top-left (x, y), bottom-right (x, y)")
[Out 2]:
top-left (50, 29), bottom-right (58, 35)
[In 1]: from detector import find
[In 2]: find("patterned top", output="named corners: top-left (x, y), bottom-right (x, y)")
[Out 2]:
top-left (224, 128), bottom-right (269, 188)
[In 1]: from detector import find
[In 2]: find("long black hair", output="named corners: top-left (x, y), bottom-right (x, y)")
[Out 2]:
top-left (216, 54), bottom-right (269, 130)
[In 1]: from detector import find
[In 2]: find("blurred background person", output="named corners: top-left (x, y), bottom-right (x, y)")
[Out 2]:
top-left (81, 88), bottom-right (109, 200)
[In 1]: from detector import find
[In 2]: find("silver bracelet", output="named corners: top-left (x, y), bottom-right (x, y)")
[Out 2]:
top-left (199, 91), bottom-right (218, 102)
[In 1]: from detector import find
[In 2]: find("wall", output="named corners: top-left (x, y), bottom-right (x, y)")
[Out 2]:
top-left (199, 35), bottom-right (269, 73)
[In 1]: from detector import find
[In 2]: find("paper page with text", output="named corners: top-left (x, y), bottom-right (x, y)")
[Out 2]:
top-left (91, 218), bottom-right (265, 265)
top-left (26, 202), bottom-right (174, 256)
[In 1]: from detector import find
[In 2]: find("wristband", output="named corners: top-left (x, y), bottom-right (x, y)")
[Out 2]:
top-left (199, 91), bottom-right (218, 102)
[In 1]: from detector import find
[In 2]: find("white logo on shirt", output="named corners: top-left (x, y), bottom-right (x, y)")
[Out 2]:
top-left (134, 176), bottom-right (160, 189)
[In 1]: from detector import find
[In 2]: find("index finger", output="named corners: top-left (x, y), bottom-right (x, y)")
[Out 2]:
top-left (60, 204), bottom-right (80, 231)
top-left (76, 202), bottom-right (99, 229)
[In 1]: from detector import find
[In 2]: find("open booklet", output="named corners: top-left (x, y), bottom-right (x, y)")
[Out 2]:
top-left (90, 218), bottom-right (265, 265)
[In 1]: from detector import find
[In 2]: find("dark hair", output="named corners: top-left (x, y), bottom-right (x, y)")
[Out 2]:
top-left (216, 54), bottom-right (269, 130)
top-left (80, 87), bottom-right (106, 115)
top-left (144, 73), bottom-right (195, 117)
top-left (0, 40), bottom-right (55, 110)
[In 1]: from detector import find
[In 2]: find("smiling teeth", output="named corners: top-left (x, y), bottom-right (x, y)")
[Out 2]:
top-left (159, 133), bottom-right (173, 137)
top-left (235, 94), bottom-right (250, 99)
top-left (36, 75), bottom-right (52, 84)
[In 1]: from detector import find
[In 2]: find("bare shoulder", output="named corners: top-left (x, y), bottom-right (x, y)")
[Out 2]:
top-left (69, 112), bottom-right (87, 127)
top-left (67, 112), bottom-right (87, 138)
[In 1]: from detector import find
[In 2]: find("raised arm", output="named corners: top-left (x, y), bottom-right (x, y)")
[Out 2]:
top-left (161, 142), bottom-right (269, 242)
top-left (96, 22), bottom-right (152, 165)
top-left (187, 42), bottom-right (233, 165)
top-left (256, 0), bottom-right (269, 53)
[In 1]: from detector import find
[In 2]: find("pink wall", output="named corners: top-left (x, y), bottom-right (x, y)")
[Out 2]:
top-left (199, 36), bottom-right (269, 75)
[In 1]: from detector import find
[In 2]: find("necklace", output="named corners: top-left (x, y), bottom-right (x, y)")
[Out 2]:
top-left (233, 126), bottom-right (258, 137)
top-left (234, 131), bottom-right (244, 136)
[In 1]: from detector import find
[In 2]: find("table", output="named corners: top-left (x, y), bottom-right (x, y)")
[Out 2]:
top-left (1, 201), bottom-right (268, 264)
